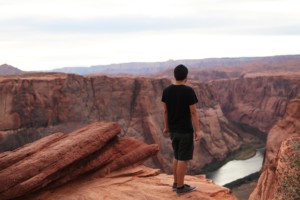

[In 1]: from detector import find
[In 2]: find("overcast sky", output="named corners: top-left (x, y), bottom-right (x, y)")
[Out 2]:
top-left (1, 0), bottom-right (300, 71)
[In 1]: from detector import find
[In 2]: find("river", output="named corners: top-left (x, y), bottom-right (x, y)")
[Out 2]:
top-left (207, 148), bottom-right (265, 186)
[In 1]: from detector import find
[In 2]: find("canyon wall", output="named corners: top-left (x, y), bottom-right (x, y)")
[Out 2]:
top-left (249, 96), bottom-right (300, 200)
top-left (210, 74), bottom-right (300, 133)
top-left (0, 73), bottom-right (258, 173)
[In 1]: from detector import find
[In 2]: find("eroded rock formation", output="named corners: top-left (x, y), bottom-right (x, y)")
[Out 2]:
top-left (0, 73), bottom-right (259, 173)
top-left (210, 74), bottom-right (300, 133)
top-left (249, 96), bottom-right (300, 200)
top-left (0, 122), bottom-right (159, 200)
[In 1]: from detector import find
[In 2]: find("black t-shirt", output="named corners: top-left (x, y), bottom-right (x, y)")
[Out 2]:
top-left (161, 84), bottom-right (198, 134)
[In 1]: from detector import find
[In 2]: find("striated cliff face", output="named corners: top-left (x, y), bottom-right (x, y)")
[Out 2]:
top-left (210, 74), bottom-right (300, 133)
top-left (0, 73), bottom-right (258, 173)
top-left (0, 122), bottom-right (159, 200)
top-left (249, 96), bottom-right (300, 200)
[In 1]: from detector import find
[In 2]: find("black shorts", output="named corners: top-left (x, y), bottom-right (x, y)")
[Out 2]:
top-left (170, 132), bottom-right (194, 161)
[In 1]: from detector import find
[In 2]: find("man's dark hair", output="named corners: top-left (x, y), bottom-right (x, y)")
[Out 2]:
top-left (174, 64), bottom-right (188, 81)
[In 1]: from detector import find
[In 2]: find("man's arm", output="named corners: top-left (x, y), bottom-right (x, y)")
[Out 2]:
top-left (162, 103), bottom-right (169, 137)
top-left (189, 104), bottom-right (201, 141)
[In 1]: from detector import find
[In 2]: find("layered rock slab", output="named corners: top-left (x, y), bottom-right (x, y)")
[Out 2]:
top-left (0, 122), bottom-right (159, 200)
top-left (34, 165), bottom-right (237, 200)
top-left (249, 96), bottom-right (300, 200)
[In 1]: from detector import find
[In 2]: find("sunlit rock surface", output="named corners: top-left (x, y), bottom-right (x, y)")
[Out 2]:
top-left (34, 165), bottom-right (237, 200)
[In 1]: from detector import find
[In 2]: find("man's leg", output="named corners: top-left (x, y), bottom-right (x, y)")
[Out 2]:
top-left (173, 159), bottom-right (178, 184)
top-left (175, 134), bottom-right (196, 194)
top-left (176, 160), bottom-right (187, 187)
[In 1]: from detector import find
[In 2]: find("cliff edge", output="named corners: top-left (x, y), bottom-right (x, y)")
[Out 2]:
top-left (34, 165), bottom-right (237, 200)
top-left (0, 122), bottom-right (237, 200)
top-left (249, 96), bottom-right (300, 200)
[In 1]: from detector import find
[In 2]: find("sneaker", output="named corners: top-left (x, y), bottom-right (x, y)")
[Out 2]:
top-left (172, 183), bottom-right (177, 191)
top-left (176, 184), bottom-right (196, 195)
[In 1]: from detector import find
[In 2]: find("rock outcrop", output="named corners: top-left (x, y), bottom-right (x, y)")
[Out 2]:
top-left (34, 165), bottom-right (237, 200)
top-left (0, 73), bottom-right (259, 173)
top-left (210, 74), bottom-right (300, 133)
top-left (0, 122), bottom-right (159, 200)
top-left (249, 96), bottom-right (300, 200)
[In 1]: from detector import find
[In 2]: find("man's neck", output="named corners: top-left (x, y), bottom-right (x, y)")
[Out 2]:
top-left (174, 80), bottom-right (186, 85)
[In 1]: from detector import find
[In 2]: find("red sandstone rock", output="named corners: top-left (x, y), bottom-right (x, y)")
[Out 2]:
top-left (249, 96), bottom-right (300, 200)
top-left (0, 132), bottom-right (65, 170)
top-left (33, 165), bottom-right (237, 200)
top-left (0, 122), bottom-right (159, 200)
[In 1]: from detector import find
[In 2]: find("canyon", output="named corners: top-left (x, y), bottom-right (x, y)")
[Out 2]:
top-left (0, 73), bottom-right (259, 174)
top-left (1, 57), bottom-right (300, 199)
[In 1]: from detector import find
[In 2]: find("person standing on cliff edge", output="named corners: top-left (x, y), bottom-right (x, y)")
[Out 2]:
top-left (162, 64), bottom-right (201, 195)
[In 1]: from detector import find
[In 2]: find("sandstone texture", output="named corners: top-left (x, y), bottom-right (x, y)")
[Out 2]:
top-left (249, 96), bottom-right (300, 200)
top-left (210, 75), bottom-right (300, 133)
top-left (0, 73), bottom-right (258, 173)
top-left (0, 122), bottom-right (159, 200)
top-left (34, 165), bottom-right (237, 200)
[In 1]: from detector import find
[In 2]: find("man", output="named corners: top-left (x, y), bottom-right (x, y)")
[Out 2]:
top-left (161, 64), bottom-right (201, 195)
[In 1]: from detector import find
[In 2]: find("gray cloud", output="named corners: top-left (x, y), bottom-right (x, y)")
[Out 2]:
top-left (1, 15), bottom-right (300, 36)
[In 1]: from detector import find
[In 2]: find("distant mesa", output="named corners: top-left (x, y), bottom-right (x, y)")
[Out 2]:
top-left (0, 64), bottom-right (24, 76)
top-left (3, 54), bottom-right (300, 78)
top-left (49, 54), bottom-right (300, 78)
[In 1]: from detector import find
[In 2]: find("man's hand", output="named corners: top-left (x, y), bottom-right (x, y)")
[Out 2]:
top-left (190, 104), bottom-right (201, 142)
top-left (194, 130), bottom-right (201, 141)
top-left (163, 127), bottom-right (169, 137)
top-left (162, 103), bottom-right (169, 138)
